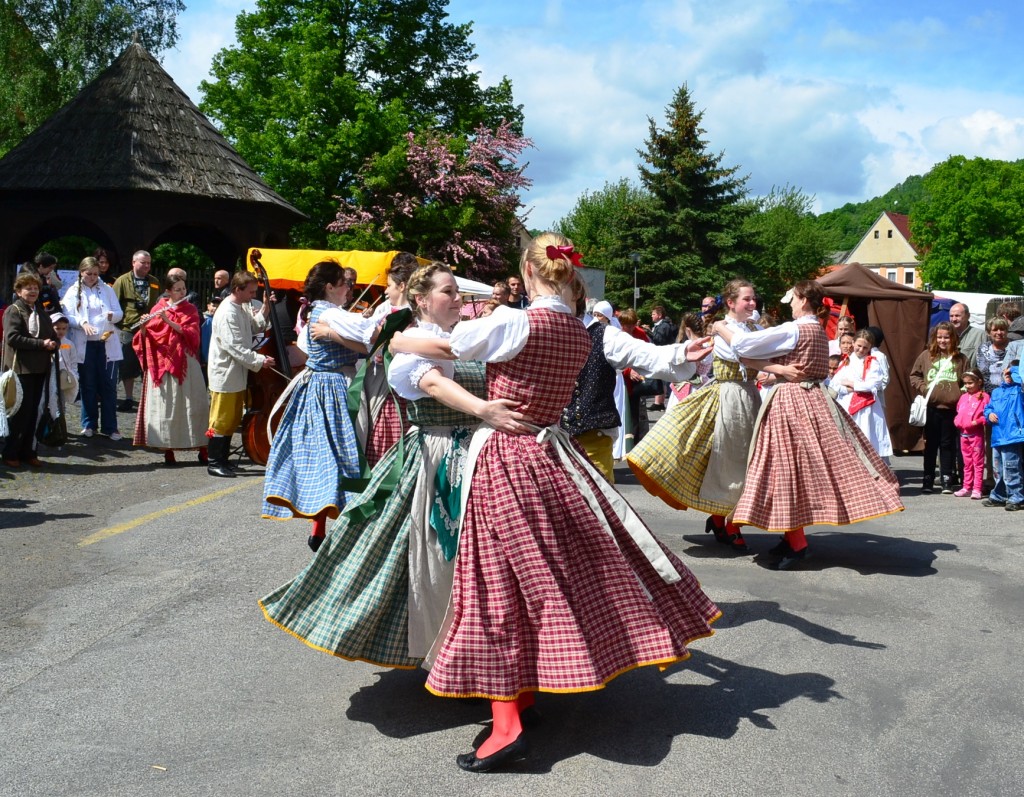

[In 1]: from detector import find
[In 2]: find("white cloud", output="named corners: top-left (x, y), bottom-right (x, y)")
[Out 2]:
top-left (699, 74), bottom-right (882, 198)
top-left (165, 0), bottom-right (1024, 227)
top-left (921, 110), bottom-right (1024, 160)
top-left (855, 85), bottom-right (1024, 198)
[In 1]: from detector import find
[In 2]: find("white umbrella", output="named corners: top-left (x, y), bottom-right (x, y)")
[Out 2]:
top-left (454, 276), bottom-right (493, 297)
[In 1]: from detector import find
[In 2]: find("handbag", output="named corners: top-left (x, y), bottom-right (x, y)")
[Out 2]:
top-left (908, 380), bottom-right (938, 427)
top-left (35, 407), bottom-right (68, 447)
top-left (1, 367), bottom-right (21, 417)
top-left (34, 351), bottom-right (68, 448)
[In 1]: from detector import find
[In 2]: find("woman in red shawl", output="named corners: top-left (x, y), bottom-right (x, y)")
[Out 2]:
top-left (132, 274), bottom-right (211, 465)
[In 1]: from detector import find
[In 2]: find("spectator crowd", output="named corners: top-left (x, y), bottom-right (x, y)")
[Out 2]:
top-left (4, 248), bottom-right (1024, 517)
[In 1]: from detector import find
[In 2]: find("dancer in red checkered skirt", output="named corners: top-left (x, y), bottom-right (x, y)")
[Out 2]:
top-left (713, 280), bottom-right (904, 570)
top-left (391, 233), bottom-right (720, 773)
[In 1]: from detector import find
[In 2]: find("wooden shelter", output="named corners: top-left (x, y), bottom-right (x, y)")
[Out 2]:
top-left (0, 42), bottom-right (304, 290)
top-left (817, 262), bottom-right (933, 453)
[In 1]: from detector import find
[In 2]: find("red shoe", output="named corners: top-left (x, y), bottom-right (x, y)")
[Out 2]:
top-left (2, 458), bottom-right (21, 468)
top-left (26, 457), bottom-right (44, 468)
top-left (164, 450), bottom-right (178, 466)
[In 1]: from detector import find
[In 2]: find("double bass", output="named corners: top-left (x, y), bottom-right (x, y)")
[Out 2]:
top-left (241, 249), bottom-right (293, 465)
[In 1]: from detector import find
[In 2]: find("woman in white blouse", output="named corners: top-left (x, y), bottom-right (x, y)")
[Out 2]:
top-left (714, 280), bottom-right (903, 570)
top-left (629, 279), bottom-right (792, 553)
top-left (388, 235), bottom-right (720, 773)
top-left (61, 257), bottom-right (123, 439)
top-left (260, 263), bottom-right (522, 686)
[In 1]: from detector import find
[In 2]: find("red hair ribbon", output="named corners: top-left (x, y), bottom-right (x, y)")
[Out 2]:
top-left (546, 244), bottom-right (585, 268)
top-left (823, 296), bottom-right (835, 308)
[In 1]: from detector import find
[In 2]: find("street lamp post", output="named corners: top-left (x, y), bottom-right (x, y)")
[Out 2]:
top-left (629, 252), bottom-right (640, 311)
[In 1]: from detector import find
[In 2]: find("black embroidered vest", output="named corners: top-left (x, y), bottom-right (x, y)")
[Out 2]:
top-left (560, 322), bottom-right (620, 436)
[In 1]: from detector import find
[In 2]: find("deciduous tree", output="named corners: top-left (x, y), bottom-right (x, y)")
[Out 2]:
top-left (555, 179), bottom-right (655, 313)
top-left (742, 185), bottom-right (838, 304)
top-left (201, 0), bottom-right (522, 247)
top-left (330, 120), bottom-right (530, 282)
top-left (1, 0), bottom-right (184, 155)
top-left (911, 156), bottom-right (1024, 293)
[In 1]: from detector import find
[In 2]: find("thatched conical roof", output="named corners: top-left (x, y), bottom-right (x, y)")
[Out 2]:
top-left (0, 42), bottom-right (301, 217)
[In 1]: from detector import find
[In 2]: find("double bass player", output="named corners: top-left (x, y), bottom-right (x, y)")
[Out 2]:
top-left (206, 271), bottom-right (276, 478)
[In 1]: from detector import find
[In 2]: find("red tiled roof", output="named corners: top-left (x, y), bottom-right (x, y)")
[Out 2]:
top-left (884, 211), bottom-right (916, 251)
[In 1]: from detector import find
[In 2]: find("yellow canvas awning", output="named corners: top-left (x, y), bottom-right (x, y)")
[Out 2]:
top-left (246, 248), bottom-right (426, 291)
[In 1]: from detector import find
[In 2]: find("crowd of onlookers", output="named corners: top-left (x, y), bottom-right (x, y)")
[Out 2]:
top-left (7, 249), bottom-right (1024, 509)
top-left (1, 250), bottom-right (235, 468)
top-left (907, 300), bottom-right (1024, 508)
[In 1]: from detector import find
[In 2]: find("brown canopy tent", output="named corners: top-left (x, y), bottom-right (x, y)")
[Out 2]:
top-left (817, 263), bottom-right (933, 453)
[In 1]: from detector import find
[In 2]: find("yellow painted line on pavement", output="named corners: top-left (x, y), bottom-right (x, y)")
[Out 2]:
top-left (78, 481), bottom-right (257, 547)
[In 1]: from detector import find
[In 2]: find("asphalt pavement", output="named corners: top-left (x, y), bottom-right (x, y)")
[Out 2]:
top-left (1, 407), bottom-right (1023, 797)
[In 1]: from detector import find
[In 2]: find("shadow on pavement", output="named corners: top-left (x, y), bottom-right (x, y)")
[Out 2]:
top-left (683, 531), bottom-right (956, 576)
top-left (2, 510), bottom-right (94, 530)
top-left (346, 651), bottom-right (841, 772)
top-left (714, 600), bottom-right (885, 649)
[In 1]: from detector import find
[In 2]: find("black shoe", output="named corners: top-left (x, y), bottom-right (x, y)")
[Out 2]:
top-left (207, 462), bottom-right (235, 478)
top-left (1006, 502), bottom-right (1024, 512)
top-left (921, 485), bottom-right (934, 495)
top-left (308, 535), bottom-right (324, 553)
top-left (982, 498), bottom-right (1006, 507)
top-left (776, 547), bottom-right (808, 571)
top-left (116, 398), bottom-right (135, 412)
top-left (456, 734), bottom-right (528, 773)
top-left (767, 538), bottom-right (792, 557)
top-left (940, 478), bottom-right (954, 495)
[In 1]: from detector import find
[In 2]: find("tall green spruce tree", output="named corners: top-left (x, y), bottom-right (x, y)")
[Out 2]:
top-left (634, 85), bottom-right (754, 315)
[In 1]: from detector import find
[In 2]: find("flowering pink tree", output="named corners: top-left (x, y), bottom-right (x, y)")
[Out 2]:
top-left (329, 120), bottom-right (532, 282)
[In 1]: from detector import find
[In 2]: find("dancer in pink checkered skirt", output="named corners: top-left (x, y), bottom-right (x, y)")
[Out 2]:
top-left (713, 280), bottom-right (904, 570)
top-left (392, 233), bottom-right (720, 773)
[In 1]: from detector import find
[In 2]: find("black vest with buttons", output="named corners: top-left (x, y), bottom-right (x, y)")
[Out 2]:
top-left (560, 322), bottom-right (620, 437)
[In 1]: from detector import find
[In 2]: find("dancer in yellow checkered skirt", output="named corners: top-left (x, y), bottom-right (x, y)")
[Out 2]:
top-left (628, 280), bottom-right (796, 552)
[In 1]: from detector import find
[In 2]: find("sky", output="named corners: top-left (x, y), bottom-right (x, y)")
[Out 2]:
top-left (163, 0), bottom-right (1024, 231)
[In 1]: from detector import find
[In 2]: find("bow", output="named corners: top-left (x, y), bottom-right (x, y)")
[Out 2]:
top-left (546, 245), bottom-right (585, 268)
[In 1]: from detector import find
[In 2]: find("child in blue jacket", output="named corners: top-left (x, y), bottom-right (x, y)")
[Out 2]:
top-left (985, 360), bottom-right (1024, 510)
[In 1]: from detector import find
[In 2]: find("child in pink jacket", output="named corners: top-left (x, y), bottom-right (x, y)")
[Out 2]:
top-left (954, 368), bottom-right (990, 498)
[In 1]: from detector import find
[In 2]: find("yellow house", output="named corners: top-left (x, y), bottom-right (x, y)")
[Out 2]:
top-left (844, 211), bottom-right (922, 288)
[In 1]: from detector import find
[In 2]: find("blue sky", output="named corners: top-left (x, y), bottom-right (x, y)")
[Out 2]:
top-left (164, 0), bottom-right (1024, 230)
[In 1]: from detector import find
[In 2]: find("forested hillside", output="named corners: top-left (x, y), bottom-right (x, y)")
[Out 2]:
top-left (813, 175), bottom-right (928, 251)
